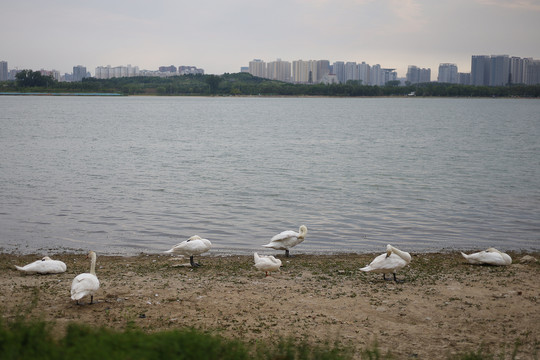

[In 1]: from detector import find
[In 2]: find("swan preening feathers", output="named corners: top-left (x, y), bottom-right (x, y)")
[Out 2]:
top-left (360, 245), bottom-right (412, 282)
top-left (254, 252), bottom-right (282, 277)
top-left (165, 235), bottom-right (212, 267)
top-left (461, 248), bottom-right (512, 266)
top-left (71, 251), bottom-right (100, 305)
top-left (15, 257), bottom-right (66, 274)
top-left (263, 225), bottom-right (307, 257)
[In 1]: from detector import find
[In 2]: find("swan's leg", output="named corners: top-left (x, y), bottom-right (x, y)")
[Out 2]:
top-left (190, 256), bottom-right (201, 267)
top-left (285, 249), bottom-right (290, 257)
top-left (383, 274), bottom-right (392, 281)
top-left (265, 271), bottom-right (269, 277)
top-left (90, 295), bottom-right (94, 304)
top-left (393, 273), bottom-right (403, 283)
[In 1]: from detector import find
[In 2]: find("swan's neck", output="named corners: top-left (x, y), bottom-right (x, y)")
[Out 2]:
top-left (89, 253), bottom-right (97, 275)
top-left (389, 246), bottom-right (411, 263)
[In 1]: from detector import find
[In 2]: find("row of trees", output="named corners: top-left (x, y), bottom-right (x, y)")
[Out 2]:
top-left (2, 70), bottom-right (540, 97)
top-left (13, 70), bottom-right (56, 87)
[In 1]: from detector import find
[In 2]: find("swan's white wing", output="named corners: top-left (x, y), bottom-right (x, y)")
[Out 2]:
top-left (360, 253), bottom-right (407, 273)
top-left (267, 256), bottom-right (281, 265)
top-left (462, 251), bottom-right (509, 266)
top-left (71, 273), bottom-right (100, 300)
top-left (167, 238), bottom-right (211, 256)
top-left (15, 260), bottom-right (43, 273)
top-left (39, 260), bottom-right (66, 273)
top-left (254, 256), bottom-right (281, 272)
top-left (166, 240), bottom-right (189, 253)
top-left (271, 230), bottom-right (299, 242)
top-left (264, 231), bottom-right (304, 250)
top-left (15, 259), bottom-right (67, 274)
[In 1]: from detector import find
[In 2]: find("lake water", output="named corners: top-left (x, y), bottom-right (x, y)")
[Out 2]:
top-left (1, 96), bottom-right (539, 255)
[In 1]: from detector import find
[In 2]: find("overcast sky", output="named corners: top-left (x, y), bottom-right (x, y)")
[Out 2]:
top-left (2, 0), bottom-right (539, 78)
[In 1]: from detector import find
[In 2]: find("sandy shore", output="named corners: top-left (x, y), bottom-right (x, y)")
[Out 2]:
top-left (1, 251), bottom-right (538, 358)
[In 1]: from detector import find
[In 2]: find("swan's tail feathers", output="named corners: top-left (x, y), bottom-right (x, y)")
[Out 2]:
top-left (254, 252), bottom-right (260, 262)
top-left (460, 252), bottom-right (468, 259)
top-left (261, 243), bottom-right (273, 248)
top-left (14, 265), bottom-right (24, 271)
top-left (360, 265), bottom-right (371, 272)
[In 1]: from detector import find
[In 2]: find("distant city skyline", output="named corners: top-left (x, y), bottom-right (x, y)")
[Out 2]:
top-left (1, 1), bottom-right (539, 79)
top-left (2, 53), bottom-right (540, 86)
top-left (2, 53), bottom-right (540, 81)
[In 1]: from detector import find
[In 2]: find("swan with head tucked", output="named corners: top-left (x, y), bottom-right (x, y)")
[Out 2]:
top-left (360, 244), bottom-right (412, 282)
top-left (71, 251), bottom-right (100, 305)
top-left (165, 235), bottom-right (212, 267)
top-left (262, 225), bottom-right (307, 257)
top-left (254, 252), bottom-right (282, 277)
top-left (461, 248), bottom-right (512, 266)
top-left (15, 256), bottom-right (66, 274)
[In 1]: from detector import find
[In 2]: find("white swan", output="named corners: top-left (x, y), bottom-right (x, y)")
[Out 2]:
top-left (461, 248), bottom-right (512, 266)
top-left (262, 225), bottom-right (307, 257)
top-left (360, 244), bottom-right (412, 282)
top-left (15, 256), bottom-right (66, 274)
top-left (71, 251), bottom-right (100, 305)
top-left (165, 235), bottom-right (212, 267)
top-left (254, 252), bottom-right (282, 277)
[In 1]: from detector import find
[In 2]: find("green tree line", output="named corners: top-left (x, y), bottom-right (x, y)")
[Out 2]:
top-left (2, 70), bottom-right (540, 97)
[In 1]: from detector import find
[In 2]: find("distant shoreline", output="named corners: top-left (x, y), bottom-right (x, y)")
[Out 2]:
top-left (0, 92), bottom-right (124, 96)
top-left (2, 247), bottom-right (538, 257)
top-left (1, 92), bottom-right (538, 99)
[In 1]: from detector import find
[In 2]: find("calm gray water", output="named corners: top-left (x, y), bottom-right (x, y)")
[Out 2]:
top-left (1, 96), bottom-right (539, 255)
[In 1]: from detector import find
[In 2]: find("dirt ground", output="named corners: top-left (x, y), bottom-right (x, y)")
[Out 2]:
top-left (0, 250), bottom-right (538, 359)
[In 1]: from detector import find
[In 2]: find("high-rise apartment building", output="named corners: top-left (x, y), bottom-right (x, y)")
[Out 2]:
top-left (358, 62), bottom-right (370, 85)
top-left (249, 59), bottom-right (266, 78)
top-left (72, 65), bottom-right (87, 82)
top-left (159, 65), bottom-right (177, 73)
top-left (0, 61), bottom-right (7, 81)
top-left (332, 61), bottom-right (345, 83)
top-left (381, 68), bottom-right (398, 84)
top-left (406, 65), bottom-right (431, 84)
top-left (370, 64), bottom-right (382, 86)
top-left (344, 62), bottom-right (358, 83)
top-left (316, 60), bottom-right (330, 82)
top-left (471, 55), bottom-right (490, 86)
top-left (267, 59), bottom-right (291, 82)
top-left (95, 65), bottom-right (139, 79)
top-left (293, 60), bottom-right (318, 83)
top-left (509, 57), bottom-right (524, 84)
top-left (524, 59), bottom-right (540, 85)
top-left (490, 55), bottom-right (510, 86)
top-left (470, 54), bottom-right (540, 86)
top-left (437, 63), bottom-right (458, 83)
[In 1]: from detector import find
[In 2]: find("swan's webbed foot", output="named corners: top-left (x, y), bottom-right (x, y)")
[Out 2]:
top-left (383, 274), bottom-right (393, 281)
top-left (393, 273), bottom-right (404, 283)
top-left (190, 256), bottom-right (201, 267)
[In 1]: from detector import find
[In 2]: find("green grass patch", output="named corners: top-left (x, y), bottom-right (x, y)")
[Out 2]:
top-left (1, 316), bottom-right (531, 360)
top-left (0, 317), bottom-right (353, 360)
